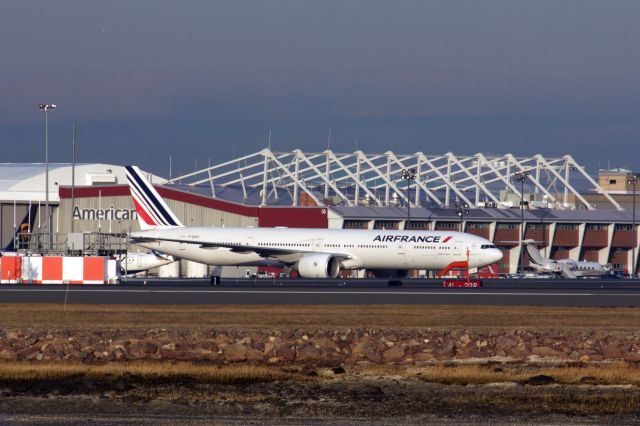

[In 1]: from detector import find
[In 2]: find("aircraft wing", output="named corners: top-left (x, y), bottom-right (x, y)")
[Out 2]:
top-left (558, 263), bottom-right (577, 279)
top-left (130, 235), bottom-right (352, 263)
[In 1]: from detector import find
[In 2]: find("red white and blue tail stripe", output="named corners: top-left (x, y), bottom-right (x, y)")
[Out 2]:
top-left (125, 165), bottom-right (183, 230)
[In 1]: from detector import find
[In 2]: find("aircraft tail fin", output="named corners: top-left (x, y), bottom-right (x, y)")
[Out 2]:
top-left (125, 165), bottom-right (184, 231)
top-left (3, 203), bottom-right (38, 252)
top-left (523, 240), bottom-right (547, 266)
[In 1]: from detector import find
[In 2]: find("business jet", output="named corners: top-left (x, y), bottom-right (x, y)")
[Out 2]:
top-left (125, 166), bottom-right (502, 278)
top-left (118, 251), bottom-right (176, 275)
top-left (522, 239), bottom-right (611, 278)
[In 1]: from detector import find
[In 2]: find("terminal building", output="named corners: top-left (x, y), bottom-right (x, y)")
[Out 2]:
top-left (1, 149), bottom-right (638, 277)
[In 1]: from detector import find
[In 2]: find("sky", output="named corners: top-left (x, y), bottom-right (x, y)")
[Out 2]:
top-left (1, 1), bottom-right (639, 177)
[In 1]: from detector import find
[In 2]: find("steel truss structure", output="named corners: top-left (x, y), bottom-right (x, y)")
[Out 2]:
top-left (169, 149), bottom-right (623, 211)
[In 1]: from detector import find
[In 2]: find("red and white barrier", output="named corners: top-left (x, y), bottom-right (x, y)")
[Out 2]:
top-left (0, 256), bottom-right (120, 284)
top-left (1, 256), bottom-right (22, 283)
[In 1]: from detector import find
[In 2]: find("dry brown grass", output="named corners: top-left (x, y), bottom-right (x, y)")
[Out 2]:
top-left (350, 363), bottom-right (640, 386)
top-left (2, 360), bottom-right (640, 387)
top-left (412, 363), bottom-right (640, 385)
top-left (2, 304), bottom-right (640, 330)
top-left (0, 361), bottom-right (299, 383)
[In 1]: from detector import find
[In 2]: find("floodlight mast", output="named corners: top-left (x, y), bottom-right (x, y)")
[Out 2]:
top-left (455, 201), bottom-right (470, 232)
top-left (514, 170), bottom-right (531, 274)
top-left (628, 174), bottom-right (639, 278)
top-left (38, 103), bottom-right (56, 251)
top-left (401, 168), bottom-right (416, 228)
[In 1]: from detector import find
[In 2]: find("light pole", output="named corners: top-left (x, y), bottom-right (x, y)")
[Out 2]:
top-left (628, 174), bottom-right (638, 278)
top-left (455, 201), bottom-right (470, 232)
top-left (401, 168), bottom-right (416, 229)
top-left (39, 103), bottom-right (56, 250)
top-left (514, 170), bottom-right (530, 274)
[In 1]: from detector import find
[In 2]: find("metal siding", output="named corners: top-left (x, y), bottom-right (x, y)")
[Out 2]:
top-left (57, 196), bottom-right (258, 235)
top-left (553, 229), bottom-right (579, 247)
top-left (258, 207), bottom-right (328, 228)
top-left (583, 230), bottom-right (609, 247)
top-left (611, 230), bottom-right (635, 248)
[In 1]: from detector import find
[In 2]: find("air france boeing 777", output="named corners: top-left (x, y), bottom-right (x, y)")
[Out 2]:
top-left (125, 166), bottom-right (502, 278)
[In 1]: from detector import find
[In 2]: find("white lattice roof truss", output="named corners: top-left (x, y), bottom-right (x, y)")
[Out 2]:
top-left (169, 149), bottom-right (623, 211)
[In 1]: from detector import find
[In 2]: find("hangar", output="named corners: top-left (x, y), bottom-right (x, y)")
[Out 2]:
top-left (1, 149), bottom-right (638, 276)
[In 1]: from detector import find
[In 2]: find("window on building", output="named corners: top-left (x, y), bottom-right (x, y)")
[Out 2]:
top-left (406, 221), bottom-right (430, 229)
top-left (374, 220), bottom-right (400, 229)
top-left (615, 224), bottom-right (633, 231)
top-left (343, 220), bottom-right (369, 229)
top-left (467, 223), bottom-right (489, 229)
top-left (436, 222), bottom-right (458, 229)
top-left (496, 223), bottom-right (519, 230)
top-left (526, 223), bottom-right (546, 230)
top-left (587, 224), bottom-right (608, 230)
top-left (556, 223), bottom-right (578, 230)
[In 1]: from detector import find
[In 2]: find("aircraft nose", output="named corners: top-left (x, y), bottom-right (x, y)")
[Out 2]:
top-left (491, 248), bottom-right (503, 263)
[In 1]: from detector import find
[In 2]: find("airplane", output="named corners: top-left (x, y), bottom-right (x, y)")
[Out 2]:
top-left (125, 165), bottom-right (503, 278)
top-left (117, 251), bottom-right (176, 275)
top-left (521, 239), bottom-right (611, 278)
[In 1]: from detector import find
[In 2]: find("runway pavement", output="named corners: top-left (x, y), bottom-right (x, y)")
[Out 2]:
top-left (1, 278), bottom-right (640, 306)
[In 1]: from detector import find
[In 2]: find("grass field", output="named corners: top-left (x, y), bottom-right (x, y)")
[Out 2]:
top-left (0, 361), bottom-right (300, 383)
top-left (1, 304), bottom-right (640, 330)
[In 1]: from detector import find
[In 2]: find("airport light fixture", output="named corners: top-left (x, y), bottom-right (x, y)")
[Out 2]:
top-left (455, 201), bottom-right (470, 232)
top-left (401, 168), bottom-right (417, 229)
top-left (628, 174), bottom-right (639, 277)
top-left (514, 170), bottom-right (531, 274)
top-left (38, 103), bottom-right (56, 250)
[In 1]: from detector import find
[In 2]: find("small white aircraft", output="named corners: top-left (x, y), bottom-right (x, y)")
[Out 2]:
top-left (522, 239), bottom-right (611, 278)
top-left (118, 251), bottom-right (176, 275)
top-left (125, 165), bottom-right (502, 278)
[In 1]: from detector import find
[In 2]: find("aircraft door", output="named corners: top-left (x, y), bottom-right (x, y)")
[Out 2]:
top-left (453, 242), bottom-right (462, 257)
top-left (137, 255), bottom-right (143, 267)
top-left (398, 242), bottom-right (405, 255)
top-left (313, 239), bottom-right (324, 252)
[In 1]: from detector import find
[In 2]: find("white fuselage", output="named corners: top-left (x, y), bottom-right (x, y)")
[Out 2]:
top-left (118, 252), bottom-right (176, 274)
top-left (132, 227), bottom-right (502, 271)
top-left (531, 259), bottom-right (608, 277)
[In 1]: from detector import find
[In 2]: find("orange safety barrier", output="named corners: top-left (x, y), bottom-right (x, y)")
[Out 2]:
top-left (1, 256), bottom-right (22, 283)
top-left (83, 257), bottom-right (106, 283)
top-left (2, 256), bottom-right (118, 285)
top-left (42, 256), bottom-right (63, 284)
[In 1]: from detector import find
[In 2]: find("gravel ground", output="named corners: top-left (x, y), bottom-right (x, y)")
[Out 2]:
top-left (1, 374), bottom-right (639, 425)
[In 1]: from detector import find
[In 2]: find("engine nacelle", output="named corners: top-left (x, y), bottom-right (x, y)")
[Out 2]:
top-left (296, 254), bottom-right (341, 278)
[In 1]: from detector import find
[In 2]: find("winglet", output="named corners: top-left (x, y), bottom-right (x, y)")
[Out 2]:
top-left (125, 165), bottom-right (183, 230)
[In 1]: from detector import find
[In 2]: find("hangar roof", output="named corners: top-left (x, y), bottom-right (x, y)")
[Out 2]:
top-left (0, 163), bottom-right (164, 203)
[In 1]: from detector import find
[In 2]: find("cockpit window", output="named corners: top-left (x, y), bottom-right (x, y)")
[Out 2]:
top-left (481, 244), bottom-right (497, 249)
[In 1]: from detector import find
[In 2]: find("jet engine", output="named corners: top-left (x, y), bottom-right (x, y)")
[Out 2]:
top-left (296, 254), bottom-right (341, 278)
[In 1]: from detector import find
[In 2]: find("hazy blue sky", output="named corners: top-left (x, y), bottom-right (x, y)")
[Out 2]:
top-left (1, 1), bottom-right (639, 177)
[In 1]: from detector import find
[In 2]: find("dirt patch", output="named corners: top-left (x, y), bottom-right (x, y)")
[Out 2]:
top-left (1, 366), bottom-right (640, 424)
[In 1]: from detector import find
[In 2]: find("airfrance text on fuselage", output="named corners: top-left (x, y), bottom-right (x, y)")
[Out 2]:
top-left (373, 235), bottom-right (451, 243)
